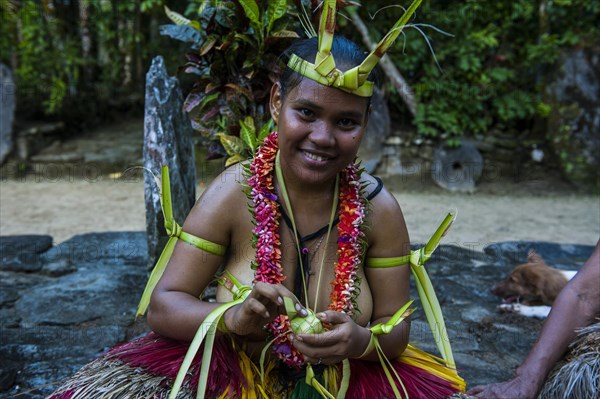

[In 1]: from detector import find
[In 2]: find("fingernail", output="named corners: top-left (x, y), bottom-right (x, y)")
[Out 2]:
top-left (317, 313), bottom-right (326, 319)
top-left (278, 296), bottom-right (283, 305)
top-left (295, 335), bottom-right (303, 342)
top-left (295, 303), bottom-right (308, 316)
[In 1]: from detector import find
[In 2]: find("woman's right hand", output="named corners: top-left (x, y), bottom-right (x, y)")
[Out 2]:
top-left (222, 282), bottom-right (307, 338)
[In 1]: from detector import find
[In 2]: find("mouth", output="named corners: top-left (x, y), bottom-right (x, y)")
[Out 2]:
top-left (302, 150), bottom-right (333, 163)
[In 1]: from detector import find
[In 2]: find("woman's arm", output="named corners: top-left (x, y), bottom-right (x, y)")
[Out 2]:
top-left (146, 167), bottom-right (241, 341)
top-left (148, 165), bottom-right (303, 340)
top-left (468, 241), bottom-right (600, 398)
top-left (360, 186), bottom-right (411, 360)
top-left (147, 165), bottom-right (305, 342)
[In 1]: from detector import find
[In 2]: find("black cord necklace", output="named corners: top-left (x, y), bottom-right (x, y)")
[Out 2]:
top-left (279, 204), bottom-right (339, 305)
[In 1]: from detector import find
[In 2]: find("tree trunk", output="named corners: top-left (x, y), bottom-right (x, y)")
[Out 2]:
top-left (134, 0), bottom-right (143, 92)
top-left (79, 0), bottom-right (93, 88)
top-left (349, 9), bottom-right (417, 117)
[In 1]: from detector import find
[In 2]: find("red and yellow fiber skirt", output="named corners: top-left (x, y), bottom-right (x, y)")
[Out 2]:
top-left (50, 332), bottom-right (464, 399)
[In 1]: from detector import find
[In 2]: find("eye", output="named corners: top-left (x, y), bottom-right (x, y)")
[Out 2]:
top-left (297, 108), bottom-right (314, 119)
top-left (338, 118), bottom-right (359, 129)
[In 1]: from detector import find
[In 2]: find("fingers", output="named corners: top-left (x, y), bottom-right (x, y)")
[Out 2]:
top-left (251, 282), bottom-right (308, 316)
top-left (292, 334), bottom-right (341, 366)
top-left (295, 312), bottom-right (354, 350)
top-left (250, 282), bottom-right (283, 307)
top-left (304, 354), bottom-right (327, 366)
top-left (224, 283), bottom-right (309, 338)
top-left (293, 311), bottom-right (370, 363)
top-left (245, 296), bottom-right (271, 318)
top-left (316, 310), bottom-right (351, 325)
top-left (296, 311), bottom-right (350, 344)
top-left (233, 282), bottom-right (309, 328)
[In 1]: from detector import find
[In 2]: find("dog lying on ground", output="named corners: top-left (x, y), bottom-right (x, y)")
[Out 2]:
top-left (491, 250), bottom-right (577, 318)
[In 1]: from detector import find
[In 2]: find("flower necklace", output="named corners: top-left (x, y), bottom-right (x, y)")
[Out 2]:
top-left (247, 131), bottom-right (366, 367)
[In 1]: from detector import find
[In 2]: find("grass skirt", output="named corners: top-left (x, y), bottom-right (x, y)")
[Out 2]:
top-left (49, 332), bottom-right (464, 399)
top-left (539, 321), bottom-right (600, 399)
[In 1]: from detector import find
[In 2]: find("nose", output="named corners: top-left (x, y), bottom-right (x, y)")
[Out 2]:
top-left (308, 121), bottom-right (335, 147)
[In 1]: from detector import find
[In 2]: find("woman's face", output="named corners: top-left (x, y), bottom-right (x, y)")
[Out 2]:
top-left (270, 77), bottom-right (370, 187)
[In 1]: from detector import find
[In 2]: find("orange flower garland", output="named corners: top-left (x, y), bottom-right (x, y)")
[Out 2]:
top-left (247, 132), bottom-right (366, 367)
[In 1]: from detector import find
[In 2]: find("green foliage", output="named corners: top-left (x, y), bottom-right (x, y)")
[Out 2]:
top-left (162, 0), bottom-right (298, 160)
top-left (0, 0), bottom-right (176, 120)
top-left (1, 1), bottom-right (82, 115)
top-left (354, 0), bottom-right (600, 143)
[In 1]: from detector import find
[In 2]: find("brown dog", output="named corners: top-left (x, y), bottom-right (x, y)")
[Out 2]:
top-left (492, 250), bottom-right (575, 307)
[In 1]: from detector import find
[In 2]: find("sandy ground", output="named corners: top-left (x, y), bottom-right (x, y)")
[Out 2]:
top-left (1, 118), bottom-right (598, 249)
top-left (1, 174), bottom-right (598, 250)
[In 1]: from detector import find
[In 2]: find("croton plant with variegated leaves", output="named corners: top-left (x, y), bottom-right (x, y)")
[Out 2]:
top-left (162, 0), bottom-right (303, 166)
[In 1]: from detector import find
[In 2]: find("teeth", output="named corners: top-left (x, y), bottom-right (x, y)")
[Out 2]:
top-left (304, 151), bottom-right (327, 162)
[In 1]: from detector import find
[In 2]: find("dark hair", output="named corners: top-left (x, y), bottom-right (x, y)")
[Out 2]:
top-left (279, 35), bottom-right (382, 99)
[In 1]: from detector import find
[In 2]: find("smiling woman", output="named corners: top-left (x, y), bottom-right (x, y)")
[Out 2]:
top-left (272, 76), bottom-right (370, 188)
top-left (48, 1), bottom-right (465, 398)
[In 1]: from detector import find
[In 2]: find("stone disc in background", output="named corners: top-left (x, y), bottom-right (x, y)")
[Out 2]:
top-left (431, 140), bottom-right (483, 192)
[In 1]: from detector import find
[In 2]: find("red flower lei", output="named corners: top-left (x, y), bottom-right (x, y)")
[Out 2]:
top-left (247, 132), bottom-right (366, 367)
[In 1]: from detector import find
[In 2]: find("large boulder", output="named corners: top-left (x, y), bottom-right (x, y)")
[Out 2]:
top-left (1, 232), bottom-right (149, 397)
top-left (357, 88), bottom-right (391, 173)
top-left (0, 235), bottom-right (53, 273)
top-left (546, 45), bottom-right (600, 189)
top-left (143, 56), bottom-right (197, 269)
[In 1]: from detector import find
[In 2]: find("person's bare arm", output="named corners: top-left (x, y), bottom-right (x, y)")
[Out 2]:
top-left (468, 241), bottom-right (600, 398)
top-left (146, 167), bottom-right (241, 341)
top-left (147, 166), bottom-right (304, 342)
top-left (361, 186), bottom-right (412, 360)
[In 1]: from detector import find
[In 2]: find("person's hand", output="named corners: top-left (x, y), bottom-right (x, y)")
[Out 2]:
top-left (292, 310), bottom-right (371, 365)
top-left (467, 375), bottom-right (541, 399)
top-left (223, 282), bottom-right (307, 339)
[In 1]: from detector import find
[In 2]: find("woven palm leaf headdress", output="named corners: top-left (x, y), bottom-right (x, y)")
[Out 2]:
top-left (288, 0), bottom-right (423, 97)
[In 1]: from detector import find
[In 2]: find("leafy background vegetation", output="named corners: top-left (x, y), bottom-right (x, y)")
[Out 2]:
top-left (0, 0), bottom-right (184, 126)
top-left (355, 0), bottom-right (599, 145)
top-left (1, 0), bottom-right (598, 185)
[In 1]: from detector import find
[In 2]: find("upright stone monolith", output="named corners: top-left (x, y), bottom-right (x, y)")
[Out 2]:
top-left (357, 88), bottom-right (391, 173)
top-left (0, 64), bottom-right (16, 165)
top-left (144, 56), bottom-right (197, 269)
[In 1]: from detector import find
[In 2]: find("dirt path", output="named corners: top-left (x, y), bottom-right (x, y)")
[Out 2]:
top-left (1, 176), bottom-right (598, 248)
top-left (1, 118), bottom-right (598, 247)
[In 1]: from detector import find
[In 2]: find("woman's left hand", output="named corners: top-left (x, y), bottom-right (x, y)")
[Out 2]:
top-left (293, 311), bottom-right (371, 365)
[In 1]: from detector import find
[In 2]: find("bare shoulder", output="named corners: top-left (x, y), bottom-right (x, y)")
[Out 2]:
top-left (196, 162), bottom-right (248, 209)
top-left (360, 172), bottom-right (402, 217)
top-left (182, 162), bottom-right (250, 244)
top-left (360, 172), bottom-right (409, 257)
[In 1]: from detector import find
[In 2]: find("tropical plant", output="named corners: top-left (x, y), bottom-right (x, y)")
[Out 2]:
top-left (353, 0), bottom-right (600, 146)
top-left (161, 0), bottom-right (298, 166)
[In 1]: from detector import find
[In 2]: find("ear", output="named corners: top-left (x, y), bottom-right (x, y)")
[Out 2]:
top-left (270, 82), bottom-right (283, 124)
top-left (527, 250), bottom-right (544, 264)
